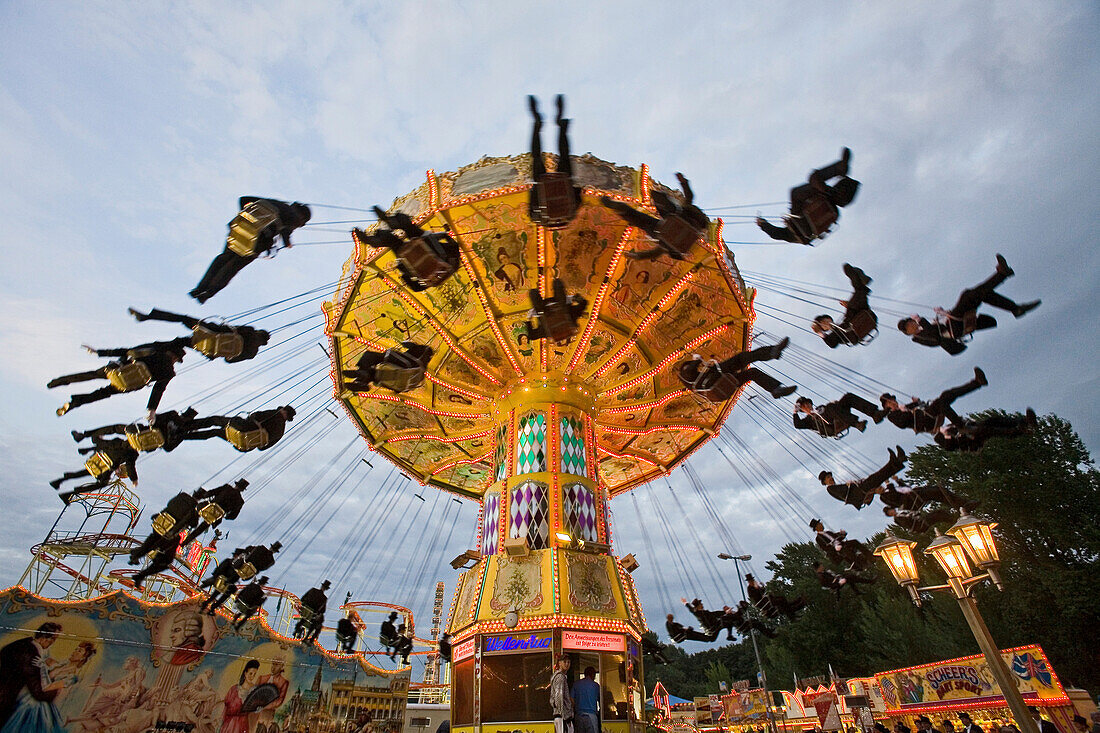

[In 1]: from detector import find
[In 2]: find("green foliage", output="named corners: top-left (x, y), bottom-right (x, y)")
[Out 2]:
top-left (642, 630), bottom-right (758, 700)
top-left (754, 413), bottom-right (1100, 694)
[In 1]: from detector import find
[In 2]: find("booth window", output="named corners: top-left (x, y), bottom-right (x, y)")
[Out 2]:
top-left (481, 653), bottom-right (553, 722)
top-left (600, 652), bottom-right (629, 720)
top-left (452, 658), bottom-right (475, 725)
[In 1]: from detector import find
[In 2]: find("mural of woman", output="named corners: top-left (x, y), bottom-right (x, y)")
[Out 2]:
top-left (2, 641), bottom-right (96, 733)
top-left (66, 656), bottom-right (146, 733)
top-left (220, 659), bottom-right (260, 733)
top-left (492, 248), bottom-right (524, 292)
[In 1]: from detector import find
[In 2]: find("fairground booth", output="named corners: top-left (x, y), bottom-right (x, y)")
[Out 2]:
top-left (873, 645), bottom-right (1088, 732)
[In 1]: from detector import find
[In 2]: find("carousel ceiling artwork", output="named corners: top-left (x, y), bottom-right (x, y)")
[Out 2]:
top-left (325, 154), bottom-right (756, 499)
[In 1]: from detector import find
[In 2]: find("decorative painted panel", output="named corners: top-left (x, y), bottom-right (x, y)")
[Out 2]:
top-left (509, 480), bottom-right (550, 550)
top-left (562, 482), bottom-right (599, 543)
top-left (559, 415), bottom-right (587, 477)
top-left (515, 412), bottom-right (547, 474)
top-left (482, 492), bottom-right (501, 555)
top-left (494, 423), bottom-right (508, 482)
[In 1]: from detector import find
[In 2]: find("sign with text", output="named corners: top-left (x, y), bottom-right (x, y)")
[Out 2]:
top-left (874, 645), bottom-right (1068, 712)
top-left (483, 632), bottom-right (553, 655)
top-left (562, 630), bottom-right (625, 652)
top-left (453, 637), bottom-right (476, 662)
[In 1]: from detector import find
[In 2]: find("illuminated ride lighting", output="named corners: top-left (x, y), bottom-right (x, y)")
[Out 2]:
top-left (423, 372), bottom-right (489, 402)
top-left (597, 445), bottom-right (660, 469)
top-left (353, 392), bottom-right (487, 419)
top-left (600, 323), bottom-right (734, 397)
top-left (602, 390), bottom-right (692, 415)
top-left (454, 246), bottom-right (523, 375)
top-left (387, 429), bottom-right (494, 445)
top-left (376, 270), bottom-right (504, 386)
top-left (430, 450), bottom-right (493, 477)
top-left (593, 269), bottom-right (698, 378)
top-left (566, 227), bottom-right (632, 373)
top-left (598, 423), bottom-right (700, 436)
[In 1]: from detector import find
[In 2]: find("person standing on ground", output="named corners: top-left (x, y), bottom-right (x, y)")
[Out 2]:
top-left (571, 666), bottom-right (600, 733)
top-left (550, 655), bottom-right (574, 733)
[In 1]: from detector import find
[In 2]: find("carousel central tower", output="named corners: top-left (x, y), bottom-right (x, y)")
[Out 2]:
top-left (326, 153), bottom-right (755, 733)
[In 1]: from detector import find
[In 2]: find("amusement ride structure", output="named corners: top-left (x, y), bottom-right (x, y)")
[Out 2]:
top-left (324, 152), bottom-right (755, 733)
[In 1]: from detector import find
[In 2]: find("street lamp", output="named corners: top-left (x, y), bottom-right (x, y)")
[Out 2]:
top-left (873, 515), bottom-right (1036, 733)
top-left (717, 553), bottom-right (777, 733)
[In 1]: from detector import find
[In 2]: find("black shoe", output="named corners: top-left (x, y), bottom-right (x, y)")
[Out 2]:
top-left (974, 367), bottom-right (988, 386)
top-left (59, 492), bottom-right (74, 505)
top-left (771, 384), bottom-right (797, 399)
top-left (854, 419), bottom-right (867, 432)
top-left (49, 478), bottom-right (63, 490)
top-left (46, 378), bottom-right (65, 389)
top-left (128, 554), bottom-right (141, 566)
top-left (528, 94), bottom-right (541, 122)
top-left (128, 307), bottom-right (147, 322)
top-left (995, 253), bottom-right (1013, 277)
top-left (71, 430), bottom-right (84, 442)
top-left (873, 409), bottom-right (887, 424)
top-left (843, 263), bottom-right (872, 288)
top-left (555, 94), bottom-right (565, 124)
top-left (895, 446), bottom-right (907, 463)
top-left (1014, 300), bottom-right (1040, 318)
top-left (840, 147), bottom-right (852, 173)
top-left (768, 336), bottom-right (791, 359)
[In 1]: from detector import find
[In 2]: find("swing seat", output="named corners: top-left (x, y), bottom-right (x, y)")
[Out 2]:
top-left (236, 561), bottom-right (259, 581)
top-left (844, 310), bottom-right (878, 345)
top-left (656, 215), bottom-right (701, 257)
top-left (227, 200), bottom-right (281, 256)
top-left (540, 304), bottom-right (579, 344)
top-left (199, 503), bottom-right (227, 525)
top-left (84, 451), bottom-right (115, 479)
top-left (152, 512), bottom-right (178, 537)
top-left (227, 423), bottom-right (269, 452)
top-left (234, 597), bottom-right (263, 616)
top-left (213, 576), bottom-right (233, 594)
top-left (800, 195), bottom-right (838, 237)
top-left (375, 361), bottom-right (425, 393)
top-left (533, 173), bottom-right (576, 229)
top-left (694, 372), bottom-right (741, 402)
top-left (399, 234), bottom-right (458, 288)
top-left (125, 425), bottom-right (165, 452)
top-left (191, 325), bottom-right (245, 360)
top-left (106, 362), bottom-right (152, 392)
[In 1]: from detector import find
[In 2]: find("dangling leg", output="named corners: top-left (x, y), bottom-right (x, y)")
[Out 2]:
top-left (191, 248), bottom-right (237, 300)
top-left (50, 469), bottom-right (91, 489)
top-left (718, 337), bottom-right (790, 372)
top-left (858, 449), bottom-right (907, 493)
top-left (600, 197), bottom-right (661, 238)
top-left (808, 148), bottom-right (851, 189)
top-left (529, 96), bottom-right (546, 178)
top-left (836, 393), bottom-right (883, 419)
top-left (385, 211), bottom-right (425, 240)
top-left (555, 96), bottom-right (574, 181)
top-left (929, 368), bottom-right (987, 425)
top-left (72, 423), bottom-right (127, 442)
top-left (130, 308), bottom-right (199, 328)
top-left (739, 368), bottom-right (796, 399)
top-left (47, 367), bottom-right (109, 389)
top-left (756, 217), bottom-right (801, 243)
top-left (58, 385), bottom-right (122, 417)
top-left (196, 253), bottom-right (255, 302)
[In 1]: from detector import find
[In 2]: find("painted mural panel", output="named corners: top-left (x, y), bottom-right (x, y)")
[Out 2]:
top-left (0, 588), bottom-right (409, 733)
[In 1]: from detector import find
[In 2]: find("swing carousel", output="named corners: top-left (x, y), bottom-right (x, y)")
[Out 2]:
top-left (324, 153), bottom-right (756, 733)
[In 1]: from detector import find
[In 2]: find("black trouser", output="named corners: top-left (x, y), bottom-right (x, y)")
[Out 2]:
top-left (132, 552), bottom-right (174, 587)
top-left (529, 106), bottom-right (578, 218)
top-left (192, 248), bottom-right (256, 301)
top-left (807, 155), bottom-right (849, 191)
top-left (842, 267), bottom-right (871, 321)
top-left (928, 378), bottom-right (983, 426)
top-left (602, 198), bottom-right (662, 239)
top-left (363, 228), bottom-right (405, 250)
top-left (683, 627), bottom-right (719, 643)
top-left (951, 268), bottom-right (1018, 316)
top-left (51, 366), bottom-right (110, 386)
top-left (377, 210), bottom-right (424, 240)
top-left (835, 393), bottom-right (881, 420)
top-left (855, 452), bottom-right (905, 493)
top-left (142, 309), bottom-right (202, 328)
top-left (130, 533), bottom-right (164, 562)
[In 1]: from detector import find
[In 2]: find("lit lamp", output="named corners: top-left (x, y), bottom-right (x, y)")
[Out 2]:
top-left (947, 510), bottom-right (1003, 589)
top-left (873, 531), bottom-right (921, 605)
top-left (874, 513), bottom-right (1036, 733)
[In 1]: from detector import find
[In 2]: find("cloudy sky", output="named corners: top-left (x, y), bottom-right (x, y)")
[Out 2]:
top-left (1, 2), bottom-right (1097, 675)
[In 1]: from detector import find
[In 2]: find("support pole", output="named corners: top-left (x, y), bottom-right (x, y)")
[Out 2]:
top-left (950, 582), bottom-right (1038, 733)
top-left (734, 558), bottom-right (777, 733)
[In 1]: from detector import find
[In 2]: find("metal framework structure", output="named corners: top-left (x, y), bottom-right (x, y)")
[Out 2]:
top-left (18, 480), bottom-right (142, 600)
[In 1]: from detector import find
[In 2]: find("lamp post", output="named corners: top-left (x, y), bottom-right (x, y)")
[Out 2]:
top-left (718, 553), bottom-right (777, 733)
top-left (873, 511), bottom-right (1036, 733)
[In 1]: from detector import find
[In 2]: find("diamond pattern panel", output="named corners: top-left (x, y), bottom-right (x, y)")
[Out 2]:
top-left (509, 481), bottom-right (550, 550)
top-left (559, 415), bottom-right (587, 477)
top-left (494, 424), bottom-right (508, 482)
top-left (516, 412), bottom-right (547, 475)
top-left (563, 482), bottom-right (599, 543)
top-left (482, 492), bottom-right (500, 555)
